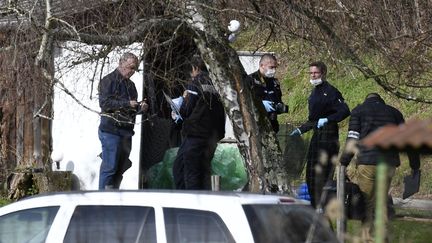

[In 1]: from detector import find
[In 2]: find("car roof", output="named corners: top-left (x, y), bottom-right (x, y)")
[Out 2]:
top-left (0, 190), bottom-right (308, 213)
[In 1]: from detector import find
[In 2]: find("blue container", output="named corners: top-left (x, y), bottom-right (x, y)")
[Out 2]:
top-left (296, 183), bottom-right (311, 201)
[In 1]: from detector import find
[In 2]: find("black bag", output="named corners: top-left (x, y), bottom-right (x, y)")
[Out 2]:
top-left (324, 180), bottom-right (366, 220)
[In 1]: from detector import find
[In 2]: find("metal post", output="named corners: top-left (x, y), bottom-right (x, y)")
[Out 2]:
top-left (336, 165), bottom-right (346, 242)
top-left (211, 175), bottom-right (220, 191)
top-left (374, 160), bottom-right (388, 243)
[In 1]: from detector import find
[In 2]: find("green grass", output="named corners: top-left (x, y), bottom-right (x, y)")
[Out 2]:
top-left (346, 219), bottom-right (432, 243)
top-left (274, 50), bottom-right (432, 198)
top-left (0, 198), bottom-right (10, 207)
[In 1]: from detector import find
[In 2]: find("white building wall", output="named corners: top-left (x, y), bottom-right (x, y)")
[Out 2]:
top-left (52, 45), bottom-right (266, 190)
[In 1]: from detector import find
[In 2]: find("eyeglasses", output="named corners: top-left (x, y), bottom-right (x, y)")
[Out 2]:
top-left (309, 72), bottom-right (321, 75)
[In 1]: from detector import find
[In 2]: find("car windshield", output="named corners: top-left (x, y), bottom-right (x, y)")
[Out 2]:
top-left (243, 204), bottom-right (337, 243)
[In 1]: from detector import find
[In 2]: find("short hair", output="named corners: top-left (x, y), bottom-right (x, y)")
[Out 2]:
top-left (190, 54), bottom-right (208, 72)
top-left (119, 52), bottom-right (138, 64)
top-left (259, 54), bottom-right (277, 65)
top-left (366, 93), bottom-right (381, 99)
top-left (309, 61), bottom-right (327, 76)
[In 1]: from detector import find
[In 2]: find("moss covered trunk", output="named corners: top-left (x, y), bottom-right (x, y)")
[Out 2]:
top-left (191, 1), bottom-right (289, 193)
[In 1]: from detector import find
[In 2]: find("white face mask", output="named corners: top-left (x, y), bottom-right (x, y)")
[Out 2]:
top-left (264, 68), bottom-right (276, 78)
top-left (310, 78), bottom-right (323, 86)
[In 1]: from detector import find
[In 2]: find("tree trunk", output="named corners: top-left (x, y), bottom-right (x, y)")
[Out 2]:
top-left (191, 1), bottom-right (289, 193)
top-left (0, 41), bottom-right (54, 197)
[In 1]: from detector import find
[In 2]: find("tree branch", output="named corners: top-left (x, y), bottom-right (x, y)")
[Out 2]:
top-left (54, 18), bottom-right (182, 45)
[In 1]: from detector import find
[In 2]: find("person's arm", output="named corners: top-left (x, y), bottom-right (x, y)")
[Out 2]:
top-left (407, 149), bottom-right (421, 171)
top-left (273, 79), bottom-right (283, 103)
top-left (179, 82), bottom-right (200, 119)
top-left (340, 109), bottom-right (361, 166)
top-left (327, 90), bottom-right (350, 123)
top-left (395, 109), bottom-right (420, 171)
top-left (297, 121), bottom-right (316, 134)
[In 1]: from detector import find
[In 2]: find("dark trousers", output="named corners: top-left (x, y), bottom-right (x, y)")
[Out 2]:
top-left (306, 126), bottom-right (339, 208)
top-left (173, 136), bottom-right (218, 190)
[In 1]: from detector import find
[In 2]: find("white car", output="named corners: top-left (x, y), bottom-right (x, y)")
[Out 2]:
top-left (0, 190), bottom-right (337, 243)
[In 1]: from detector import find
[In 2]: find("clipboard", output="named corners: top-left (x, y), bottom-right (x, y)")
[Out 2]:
top-left (403, 170), bottom-right (421, 199)
top-left (163, 91), bottom-right (182, 120)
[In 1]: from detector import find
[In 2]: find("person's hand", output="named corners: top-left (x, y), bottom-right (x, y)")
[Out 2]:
top-left (130, 100), bottom-right (139, 108)
top-left (289, 128), bottom-right (301, 136)
top-left (171, 112), bottom-right (182, 124)
top-left (139, 100), bottom-right (149, 113)
top-left (317, 118), bottom-right (328, 128)
top-left (262, 100), bottom-right (275, 112)
top-left (172, 96), bottom-right (184, 110)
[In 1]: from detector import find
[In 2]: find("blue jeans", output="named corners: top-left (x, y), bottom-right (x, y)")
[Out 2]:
top-left (98, 129), bottom-right (132, 189)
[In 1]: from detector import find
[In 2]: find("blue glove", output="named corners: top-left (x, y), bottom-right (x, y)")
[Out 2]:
top-left (317, 118), bottom-right (328, 128)
top-left (262, 100), bottom-right (275, 112)
top-left (289, 128), bottom-right (301, 136)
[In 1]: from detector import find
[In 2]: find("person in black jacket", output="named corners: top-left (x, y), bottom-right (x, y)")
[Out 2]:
top-left (340, 93), bottom-right (420, 241)
top-left (172, 56), bottom-right (226, 190)
top-left (98, 52), bottom-right (148, 189)
top-left (290, 61), bottom-right (350, 208)
top-left (249, 54), bottom-right (287, 133)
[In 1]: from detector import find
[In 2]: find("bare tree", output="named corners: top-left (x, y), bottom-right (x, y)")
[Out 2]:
top-left (2, 0), bottom-right (432, 196)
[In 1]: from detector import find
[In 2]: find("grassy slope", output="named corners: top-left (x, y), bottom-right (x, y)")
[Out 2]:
top-left (278, 60), bottom-right (432, 198)
top-left (347, 218), bottom-right (432, 243)
top-left (232, 32), bottom-right (431, 198)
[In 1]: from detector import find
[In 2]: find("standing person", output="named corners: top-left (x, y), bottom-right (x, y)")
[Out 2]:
top-left (290, 61), bottom-right (350, 208)
top-left (340, 93), bottom-right (420, 242)
top-left (98, 52), bottom-right (148, 190)
top-left (172, 55), bottom-right (225, 190)
top-left (249, 54), bottom-right (287, 133)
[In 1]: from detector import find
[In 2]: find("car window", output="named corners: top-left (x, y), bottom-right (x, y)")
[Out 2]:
top-left (164, 208), bottom-right (235, 243)
top-left (64, 205), bottom-right (156, 243)
top-left (242, 204), bottom-right (337, 243)
top-left (0, 206), bottom-right (59, 243)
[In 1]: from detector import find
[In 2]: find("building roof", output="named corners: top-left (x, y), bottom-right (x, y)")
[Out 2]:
top-left (361, 119), bottom-right (432, 153)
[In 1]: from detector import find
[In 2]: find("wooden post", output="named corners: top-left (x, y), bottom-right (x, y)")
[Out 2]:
top-left (336, 165), bottom-right (346, 242)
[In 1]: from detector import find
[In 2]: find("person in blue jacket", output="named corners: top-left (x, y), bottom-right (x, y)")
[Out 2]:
top-left (98, 52), bottom-right (148, 189)
top-left (290, 61), bottom-right (350, 208)
top-left (172, 55), bottom-right (226, 190)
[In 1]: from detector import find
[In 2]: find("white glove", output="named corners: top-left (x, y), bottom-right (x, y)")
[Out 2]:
top-left (172, 96), bottom-right (184, 111)
top-left (171, 111), bottom-right (182, 124)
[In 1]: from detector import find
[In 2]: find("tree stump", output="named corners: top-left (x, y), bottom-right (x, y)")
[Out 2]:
top-left (7, 171), bottom-right (72, 200)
